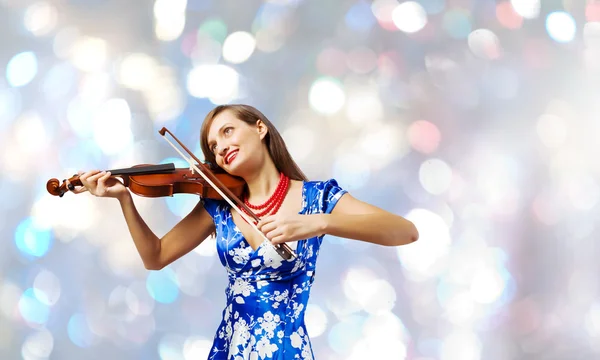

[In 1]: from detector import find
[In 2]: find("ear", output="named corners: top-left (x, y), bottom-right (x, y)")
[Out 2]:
top-left (255, 119), bottom-right (268, 140)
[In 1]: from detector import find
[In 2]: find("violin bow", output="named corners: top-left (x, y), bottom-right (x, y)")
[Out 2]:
top-left (158, 127), bottom-right (297, 260)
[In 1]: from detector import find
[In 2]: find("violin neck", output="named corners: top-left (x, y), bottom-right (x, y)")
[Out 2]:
top-left (108, 163), bottom-right (176, 176)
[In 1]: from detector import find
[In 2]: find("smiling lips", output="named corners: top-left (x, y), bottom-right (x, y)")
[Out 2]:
top-left (224, 150), bottom-right (238, 165)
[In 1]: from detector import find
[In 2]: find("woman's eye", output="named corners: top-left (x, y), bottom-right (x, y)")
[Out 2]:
top-left (224, 127), bottom-right (232, 135)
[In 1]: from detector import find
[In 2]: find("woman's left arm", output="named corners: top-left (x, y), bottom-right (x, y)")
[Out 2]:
top-left (323, 193), bottom-right (419, 246)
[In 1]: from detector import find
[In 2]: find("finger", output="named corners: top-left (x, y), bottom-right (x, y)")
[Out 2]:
top-left (257, 215), bottom-right (276, 230)
top-left (259, 222), bottom-right (278, 235)
top-left (265, 228), bottom-right (282, 241)
top-left (271, 234), bottom-right (287, 244)
top-left (87, 171), bottom-right (106, 183)
top-left (79, 170), bottom-right (100, 181)
top-left (96, 172), bottom-right (112, 194)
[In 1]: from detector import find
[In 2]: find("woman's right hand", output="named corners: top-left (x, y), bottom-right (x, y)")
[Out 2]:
top-left (66, 170), bottom-right (128, 199)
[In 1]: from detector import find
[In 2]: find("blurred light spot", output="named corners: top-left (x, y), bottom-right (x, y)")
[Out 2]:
top-left (198, 18), bottom-right (228, 43)
top-left (407, 120), bottom-right (441, 154)
top-left (283, 125), bottom-right (315, 161)
top-left (566, 174), bottom-right (600, 211)
top-left (254, 27), bottom-right (286, 53)
top-left (418, 0), bottom-right (445, 15)
top-left (165, 194), bottom-right (199, 218)
top-left (70, 36), bottom-right (107, 72)
top-left (419, 158), bottom-right (452, 195)
top-left (222, 31), bottom-right (256, 64)
top-left (397, 209), bottom-right (451, 279)
top-left (309, 77), bottom-right (345, 115)
top-left (536, 114), bottom-right (567, 149)
top-left (191, 33), bottom-right (222, 65)
top-left (93, 98), bottom-right (133, 155)
top-left (18, 288), bottom-right (50, 325)
top-left (343, 268), bottom-right (396, 314)
top-left (193, 237), bottom-right (217, 257)
top-left (187, 64), bottom-right (239, 104)
top-left (67, 96), bottom-right (95, 138)
top-left (316, 47), bottom-right (347, 77)
top-left (328, 315), bottom-right (365, 355)
top-left (147, 268), bottom-right (180, 304)
top-left (468, 29), bottom-right (502, 60)
top-left (68, 313), bottom-right (96, 347)
top-left (546, 11), bottom-right (577, 43)
top-left (126, 281), bottom-right (155, 316)
top-left (531, 187), bottom-right (561, 225)
top-left (440, 331), bottom-right (481, 360)
top-left (15, 111), bottom-right (49, 154)
top-left (159, 333), bottom-right (186, 360)
top-left (444, 292), bottom-right (476, 325)
top-left (587, 2), bottom-right (600, 22)
top-left (359, 123), bottom-right (404, 170)
top-left (345, 1), bottom-right (376, 32)
top-left (79, 72), bottom-right (111, 104)
top-left (21, 329), bottom-right (53, 360)
top-left (333, 151), bottom-right (371, 190)
top-left (496, 1), bottom-right (523, 29)
top-left (392, 1), bottom-right (427, 33)
top-left (305, 304), bottom-right (327, 338)
top-left (183, 337), bottom-right (212, 360)
top-left (154, 0), bottom-right (187, 41)
top-left (117, 53), bottom-right (159, 90)
top-left (470, 268), bottom-right (507, 304)
top-left (0, 88), bottom-right (21, 130)
top-left (372, 0), bottom-right (402, 31)
top-left (345, 90), bottom-right (383, 123)
top-left (0, 282), bottom-right (22, 321)
top-left (474, 154), bottom-right (520, 216)
top-left (442, 9), bottom-right (472, 39)
top-left (33, 269), bottom-right (61, 306)
top-left (585, 302), bottom-right (600, 337)
top-left (359, 312), bottom-right (409, 359)
top-left (53, 27), bottom-right (80, 59)
top-left (15, 217), bottom-right (53, 259)
top-left (24, 1), bottom-right (57, 36)
top-left (42, 62), bottom-right (77, 101)
top-left (483, 66), bottom-right (519, 99)
top-left (6, 52), bottom-right (38, 87)
top-left (510, 0), bottom-right (540, 19)
top-left (346, 47), bottom-right (378, 74)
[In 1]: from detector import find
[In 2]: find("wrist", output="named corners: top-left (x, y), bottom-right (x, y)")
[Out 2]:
top-left (317, 214), bottom-right (329, 236)
top-left (116, 189), bottom-right (131, 203)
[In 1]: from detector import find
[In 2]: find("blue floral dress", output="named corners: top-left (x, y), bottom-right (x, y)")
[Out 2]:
top-left (200, 179), bottom-right (347, 360)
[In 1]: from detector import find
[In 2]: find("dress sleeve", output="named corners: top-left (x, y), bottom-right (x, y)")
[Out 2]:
top-left (200, 197), bottom-right (222, 221)
top-left (319, 179), bottom-right (348, 214)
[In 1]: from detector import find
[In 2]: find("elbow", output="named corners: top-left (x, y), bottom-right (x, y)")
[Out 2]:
top-left (392, 220), bottom-right (419, 246)
top-left (143, 258), bottom-right (166, 271)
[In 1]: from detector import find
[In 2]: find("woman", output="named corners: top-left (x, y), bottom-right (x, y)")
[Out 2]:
top-left (69, 104), bottom-right (419, 359)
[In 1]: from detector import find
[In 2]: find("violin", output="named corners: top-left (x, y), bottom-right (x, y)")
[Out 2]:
top-left (46, 163), bottom-right (247, 200)
top-left (46, 127), bottom-right (297, 260)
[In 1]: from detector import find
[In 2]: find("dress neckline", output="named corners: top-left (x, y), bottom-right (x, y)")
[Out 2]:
top-left (228, 181), bottom-right (308, 253)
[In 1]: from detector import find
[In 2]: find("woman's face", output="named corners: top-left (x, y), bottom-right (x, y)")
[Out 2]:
top-left (206, 110), bottom-right (267, 176)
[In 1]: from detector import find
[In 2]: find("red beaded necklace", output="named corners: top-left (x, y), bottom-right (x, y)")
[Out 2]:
top-left (243, 172), bottom-right (290, 218)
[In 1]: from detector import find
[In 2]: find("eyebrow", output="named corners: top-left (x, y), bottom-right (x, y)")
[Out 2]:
top-left (208, 123), bottom-right (232, 146)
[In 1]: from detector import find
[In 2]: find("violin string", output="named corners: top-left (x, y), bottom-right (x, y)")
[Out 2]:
top-left (160, 133), bottom-right (295, 257)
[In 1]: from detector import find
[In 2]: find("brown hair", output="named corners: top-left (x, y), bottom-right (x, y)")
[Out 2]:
top-left (200, 104), bottom-right (308, 181)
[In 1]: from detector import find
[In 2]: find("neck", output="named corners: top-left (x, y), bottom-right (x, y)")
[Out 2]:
top-left (243, 159), bottom-right (282, 201)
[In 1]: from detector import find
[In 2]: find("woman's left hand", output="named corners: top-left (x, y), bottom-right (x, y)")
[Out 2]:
top-left (256, 213), bottom-right (326, 244)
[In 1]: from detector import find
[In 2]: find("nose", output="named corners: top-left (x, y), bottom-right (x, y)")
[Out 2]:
top-left (216, 144), bottom-right (229, 157)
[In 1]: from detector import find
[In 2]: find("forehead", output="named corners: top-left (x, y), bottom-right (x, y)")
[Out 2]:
top-left (206, 110), bottom-right (240, 142)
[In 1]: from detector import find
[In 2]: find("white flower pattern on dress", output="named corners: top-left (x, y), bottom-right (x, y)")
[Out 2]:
top-left (201, 179), bottom-right (347, 360)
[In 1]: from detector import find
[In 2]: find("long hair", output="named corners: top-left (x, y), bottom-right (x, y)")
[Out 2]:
top-left (200, 104), bottom-right (308, 182)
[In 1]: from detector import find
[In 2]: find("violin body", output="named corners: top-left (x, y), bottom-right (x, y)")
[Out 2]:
top-left (46, 163), bottom-right (246, 200)
top-left (126, 168), bottom-right (246, 199)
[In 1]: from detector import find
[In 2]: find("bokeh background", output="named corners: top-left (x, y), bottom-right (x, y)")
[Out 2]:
top-left (1, 0), bottom-right (598, 359)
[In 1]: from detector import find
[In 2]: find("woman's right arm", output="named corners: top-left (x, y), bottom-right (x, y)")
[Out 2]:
top-left (72, 170), bottom-right (216, 270)
top-left (118, 191), bottom-right (215, 270)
